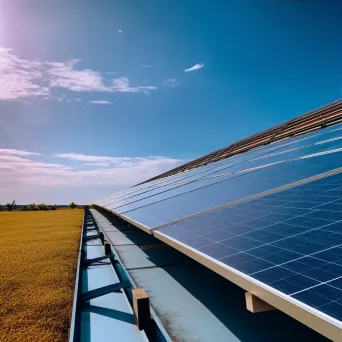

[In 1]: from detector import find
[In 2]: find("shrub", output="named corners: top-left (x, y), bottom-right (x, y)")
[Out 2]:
top-left (6, 200), bottom-right (16, 211)
top-left (38, 203), bottom-right (49, 211)
top-left (50, 205), bottom-right (57, 210)
top-left (69, 202), bottom-right (77, 209)
top-left (28, 204), bottom-right (39, 211)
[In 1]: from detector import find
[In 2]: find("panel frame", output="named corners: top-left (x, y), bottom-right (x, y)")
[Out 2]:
top-left (154, 230), bottom-right (342, 341)
top-left (96, 205), bottom-right (153, 235)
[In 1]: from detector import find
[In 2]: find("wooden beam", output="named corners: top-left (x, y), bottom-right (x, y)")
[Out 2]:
top-left (104, 241), bottom-right (111, 255)
top-left (132, 288), bottom-right (150, 330)
top-left (98, 231), bottom-right (104, 244)
top-left (245, 292), bottom-right (275, 313)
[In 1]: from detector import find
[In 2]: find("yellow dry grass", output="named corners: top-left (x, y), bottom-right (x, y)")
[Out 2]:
top-left (0, 210), bottom-right (83, 342)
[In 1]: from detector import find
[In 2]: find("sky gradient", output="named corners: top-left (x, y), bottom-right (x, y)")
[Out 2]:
top-left (0, 0), bottom-right (341, 204)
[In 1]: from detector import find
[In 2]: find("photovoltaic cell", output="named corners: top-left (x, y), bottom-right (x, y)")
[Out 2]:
top-left (99, 123), bottom-right (342, 208)
top-left (158, 171), bottom-right (342, 322)
top-left (98, 122), bottom-right (342, 208)
top-left (111, 131), bottom-right (342, 212)
top-left (122, 148), bottom-right (342, 228)
top-left (104, 143), bottom-right (287, 208)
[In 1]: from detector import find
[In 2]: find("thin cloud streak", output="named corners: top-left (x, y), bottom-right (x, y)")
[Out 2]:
top-left (85, 162), bottom-right (112, 167)
top-left (163, 78), bottom-right (182, 88)
top-left (184, 63), bottom-right (204, 72)
top-left (0, 150), bottom-right (184, 189)
top-left (89, 100), bottom-right (114, 105)
top-left (55, 153), bottom-right (119, 163)
top-left (112, 77), bottom-right (157, 94)
top-left (0, 149), bottom-right (41, 156)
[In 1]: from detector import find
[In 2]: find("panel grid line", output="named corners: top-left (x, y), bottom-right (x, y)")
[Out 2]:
top-left (152, 167), bottom-right (342, 231)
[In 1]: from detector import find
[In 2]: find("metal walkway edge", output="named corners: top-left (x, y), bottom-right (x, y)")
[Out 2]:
top-left (68, 210), bottom-right (149, 342)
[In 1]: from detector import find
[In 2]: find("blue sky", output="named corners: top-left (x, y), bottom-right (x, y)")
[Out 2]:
top-left (0, 0), bottom-right (341, 204)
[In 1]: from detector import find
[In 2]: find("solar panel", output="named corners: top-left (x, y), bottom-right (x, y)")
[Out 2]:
top-left (113, 134), bottom-right (342, 213)
top-left (99, 126), bottom-right (336, 207)
top-left (96, 107), bottom-right (342, 338)
top-left (100, 123), bottom-right (342, 209)
top-left (99, 157), bottom-right (232, 206)
top-left (104, 143), bottom-right (286, 208)
top-left (155, 171), bottom-right (342, 326)
top-left (103, 157), bottom-right (241, 207)
top-left (120, 148), bottom-right (342, 228)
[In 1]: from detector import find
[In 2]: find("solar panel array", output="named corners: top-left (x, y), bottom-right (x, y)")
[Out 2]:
top-left (97, 122), bottom-right (342, 334)
top-left (158, 174), bottom-right (342, 321)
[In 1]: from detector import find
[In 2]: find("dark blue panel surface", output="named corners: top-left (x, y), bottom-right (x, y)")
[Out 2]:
top-left (271, 274), bottom-right (319, 295)
top-left (292, 284), bottom-right (342, 321)
top-left (115, 134), bottom-right (342, 213)
top-left (123, 149), bottom-right (342, 228)
top-left (99, 122), bottom-right (342, 208)
top-left (97, 123), bottom-right (342, 324)
top-left (158, 171), bottom-right (342, 323)
top-left (104, 143), bottom-right (276, 207)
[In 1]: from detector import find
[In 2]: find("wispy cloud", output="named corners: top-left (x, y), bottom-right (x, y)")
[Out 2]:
top-left (89, 100), bottom-right (114, 105)
top-left (54, 153), bottom-right (176, 169)
top-left (0, 47), bottom-right (49, 101)
top-left (112, 77), bottom-right (157, 94)
top-left (0, 150), bottom-right (183, 191)
top-left (0, 153), bottom-right (71, 173)
top-left (118, 29), bottom-right (123, 33)
top-left (163, 78), bottom-right (182, 88)
top-left (0, 46), bottom-right (157, 101)
top-left (47, 61), bottom-right (157, 94)
top-left (85, 162), bottom-right (112, 167)
top-left (47, 59), bottom-right (110, 92)
top-left (184, 63), bottom-right (204, 72)
top-left (0, 149), bottom-right (41, 156)
top-left (54, 153), bottom-right (117, 163)
top-left (141, 65), bottom-right (151, 68)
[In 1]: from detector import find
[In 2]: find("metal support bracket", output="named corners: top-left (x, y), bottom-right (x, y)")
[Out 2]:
top-left (83, 234), bottom-right (99, 241)
top-left (83, 254), bottom-right (117, 266)
top-left (80, 280), bottom-right (131, 302)
top-left (86, 227), bottom-right (98, 232)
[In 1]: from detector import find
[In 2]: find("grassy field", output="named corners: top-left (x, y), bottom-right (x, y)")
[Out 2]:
top-left (0, 210), bottom-right (83, 342)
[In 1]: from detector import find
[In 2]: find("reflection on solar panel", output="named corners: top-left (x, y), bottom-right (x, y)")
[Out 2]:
top-left (111, 132), bottom-right (342, 213)
top-left (96, 100), bottom-right (342, 340)
top-left (120, 149), bottom-right (342, 228)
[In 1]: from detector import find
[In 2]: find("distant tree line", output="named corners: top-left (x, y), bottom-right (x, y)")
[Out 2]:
top-left (0, 201), bottom-right (92, 212)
